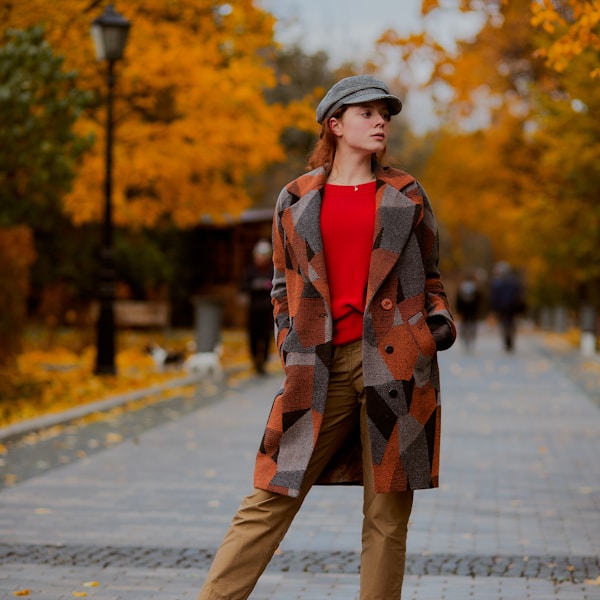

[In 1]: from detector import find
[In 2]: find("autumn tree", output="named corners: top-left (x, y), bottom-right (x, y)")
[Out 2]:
top-left (376, 0), bottom-right (599, 309)
top-left (528, 0), bottom-right (600, 305)
top-left (524, 49), bottom-right (600, 306)
top-left (2, 1), bottom-right (313, 228)
top-left (0, 26), bottom-right (92, 228)
top-left (0, 26), bottom-right (92, 360)
top-left (531, 0), bottom-right (600, 76)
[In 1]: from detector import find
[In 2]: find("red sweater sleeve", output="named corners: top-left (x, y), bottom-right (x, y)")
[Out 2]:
top-left (320, 182), bottom-right (376, 345)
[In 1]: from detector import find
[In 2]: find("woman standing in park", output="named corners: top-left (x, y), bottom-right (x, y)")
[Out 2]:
top-left (198, 75), bottom-right (456, 600)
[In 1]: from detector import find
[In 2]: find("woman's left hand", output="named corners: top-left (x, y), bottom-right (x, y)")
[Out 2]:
top-left (427, 317), bottom-right (454, 351)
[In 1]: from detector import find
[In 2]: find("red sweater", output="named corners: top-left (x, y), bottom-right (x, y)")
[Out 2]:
top-left (321, 182), bottom-right (376, 345)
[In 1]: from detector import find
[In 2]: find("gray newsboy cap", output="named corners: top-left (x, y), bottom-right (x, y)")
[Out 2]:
top-left (316, 75), bottom-right (402, 124)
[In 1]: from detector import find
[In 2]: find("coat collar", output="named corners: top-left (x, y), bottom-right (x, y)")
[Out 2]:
top-left (282, 165), bottom-right (419, 308)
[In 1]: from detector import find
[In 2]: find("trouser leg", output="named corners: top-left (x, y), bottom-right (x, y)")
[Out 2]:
top-left (501, 314), bottom-right (515, 351)
top-left (197, 487), bottom-right (299, 600)
top-left (358, 389), bottom-right (414, 600)
top-left (198, 342), bottom-right (362, 600)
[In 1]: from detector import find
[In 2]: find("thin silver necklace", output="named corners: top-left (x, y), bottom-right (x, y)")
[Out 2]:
top-left (330, 174), bottom-right (375, 191)
top-left (353, 175), bottom-right (375, 191)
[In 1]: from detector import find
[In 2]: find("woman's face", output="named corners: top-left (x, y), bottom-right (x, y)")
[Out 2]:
top-left (329, 100), bottom-right (390, 155)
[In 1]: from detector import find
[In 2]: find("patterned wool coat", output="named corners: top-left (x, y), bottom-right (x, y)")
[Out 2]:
top-left (254, 164), bottom-right (456, 498)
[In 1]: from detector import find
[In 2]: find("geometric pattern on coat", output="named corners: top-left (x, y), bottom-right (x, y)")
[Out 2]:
top-left (254, 164), bottom-right (456, 498)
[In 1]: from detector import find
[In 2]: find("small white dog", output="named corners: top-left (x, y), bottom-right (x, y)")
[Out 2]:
top-left (183, 344), bottom-right (223, 381)
top-left (146, 343), bottom-right (185, 371)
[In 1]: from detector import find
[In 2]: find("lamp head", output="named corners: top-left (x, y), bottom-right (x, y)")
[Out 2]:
top-left (91, 4), bottom-right (131, 61)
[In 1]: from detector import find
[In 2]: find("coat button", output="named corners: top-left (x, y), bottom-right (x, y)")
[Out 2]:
top-left (389, 389), bottom-right (398, 398)
top-left (385, 345), bottom-right (394, 354)
top-left (381, 298), bottom-right (394, 310)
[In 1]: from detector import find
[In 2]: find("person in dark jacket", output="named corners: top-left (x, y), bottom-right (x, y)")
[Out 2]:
top-left (490, 261), bottom-right (525, 352)
top-left (240, 239), bottom-right (274, 374)
top-left (456, 272), bottom-right (483, 352)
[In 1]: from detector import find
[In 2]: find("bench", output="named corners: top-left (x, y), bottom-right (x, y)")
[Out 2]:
top-left (114, 300), bottom-right (170, 329)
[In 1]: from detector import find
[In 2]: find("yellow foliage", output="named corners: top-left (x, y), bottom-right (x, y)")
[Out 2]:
top-left (3, 1), bottom-right (312, 228)
top-left (421, 0), bottom-right (441, 15)
top-left (0, 328), bottom-right (258, 428)
top-left (531, 0), bottom-right (600, 76)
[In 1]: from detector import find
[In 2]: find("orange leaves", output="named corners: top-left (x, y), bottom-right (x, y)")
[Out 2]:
top-left (12, 581), bottom-right (100, 597)
top-left (531, 0), bottom-right (600, 76)
top-left (0, 328), bottom-right (252, 429)
top-left (421, 0), bottom-right (441, 15)
top-left (3, 0), bottom-right (305, 229)
top-left (1, 341), bottom-right (155, 428)
top-left (530, 0), bottom-right (561, 34)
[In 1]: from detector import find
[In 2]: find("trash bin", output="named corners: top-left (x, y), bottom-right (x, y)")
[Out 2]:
top-left (552, 305), bottom-right (569, 332)
top-left (193, 296), bottom-right (222, 352)
top-left (580, 304), bottom-right (597, 357)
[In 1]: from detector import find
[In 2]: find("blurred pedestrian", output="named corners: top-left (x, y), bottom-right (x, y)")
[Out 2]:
top-left (198, 74), bottom-right (456, 600)
top-left (490, 261), bottom-right (525, 352)
top-left (240, 239), bottom-right (274, 375)
top-left (456, 272), bottom-right (483, 352)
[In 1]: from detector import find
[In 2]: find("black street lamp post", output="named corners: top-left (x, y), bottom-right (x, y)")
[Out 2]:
top-left (91, 5), bottom-right (130, 375)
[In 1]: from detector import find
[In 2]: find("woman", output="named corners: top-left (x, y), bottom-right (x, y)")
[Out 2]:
top-left (198, 74), bottom-right (456, 600)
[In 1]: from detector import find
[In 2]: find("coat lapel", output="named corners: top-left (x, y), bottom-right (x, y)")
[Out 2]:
top-left (283, 185), bottom-right (331, 306)
top-left (365, 178), bottom-right (418, 308)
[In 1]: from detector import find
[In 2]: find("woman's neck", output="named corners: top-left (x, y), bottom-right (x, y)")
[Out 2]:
top-left (327, 154), bottom-right (374, 186)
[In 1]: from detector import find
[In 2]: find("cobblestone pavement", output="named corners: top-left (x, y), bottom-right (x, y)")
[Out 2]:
top-left (1, 542), bottom-right (598, 581)
top-left (0, 326), bottom-right (599, 600)
top-left (0, 378), bottom-right (226, 491)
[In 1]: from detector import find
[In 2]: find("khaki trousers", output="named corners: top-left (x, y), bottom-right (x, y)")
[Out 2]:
top-left (198, 340), bottom-right (413, 600)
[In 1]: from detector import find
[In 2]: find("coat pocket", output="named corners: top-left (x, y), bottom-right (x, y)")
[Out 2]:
top-left (408, 311), bottom-right (437, 357)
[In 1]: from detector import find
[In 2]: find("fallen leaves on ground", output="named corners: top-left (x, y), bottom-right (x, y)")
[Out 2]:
top-left (0, 328), bottom-right (255, 429)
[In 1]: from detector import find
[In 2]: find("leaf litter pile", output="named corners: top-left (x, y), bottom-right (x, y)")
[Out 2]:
top-left (0, 328), bottom-right (256, 429)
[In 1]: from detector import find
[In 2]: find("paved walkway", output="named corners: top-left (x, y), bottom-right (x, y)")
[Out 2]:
top-left (1, 326), bottom-right (599, 599)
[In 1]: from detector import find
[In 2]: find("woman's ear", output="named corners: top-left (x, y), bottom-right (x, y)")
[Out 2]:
top-left (329, 116), bottom-right (343, 137)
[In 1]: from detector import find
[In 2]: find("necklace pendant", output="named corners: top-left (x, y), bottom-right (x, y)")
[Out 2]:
top-left (354, 185), bottom-right (358, 191)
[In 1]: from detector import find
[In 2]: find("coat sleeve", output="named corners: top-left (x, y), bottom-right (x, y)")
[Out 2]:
top-left (271, 187), bottom-right (291, 363)
top-left (412, 182), bottom-right (457, 348)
